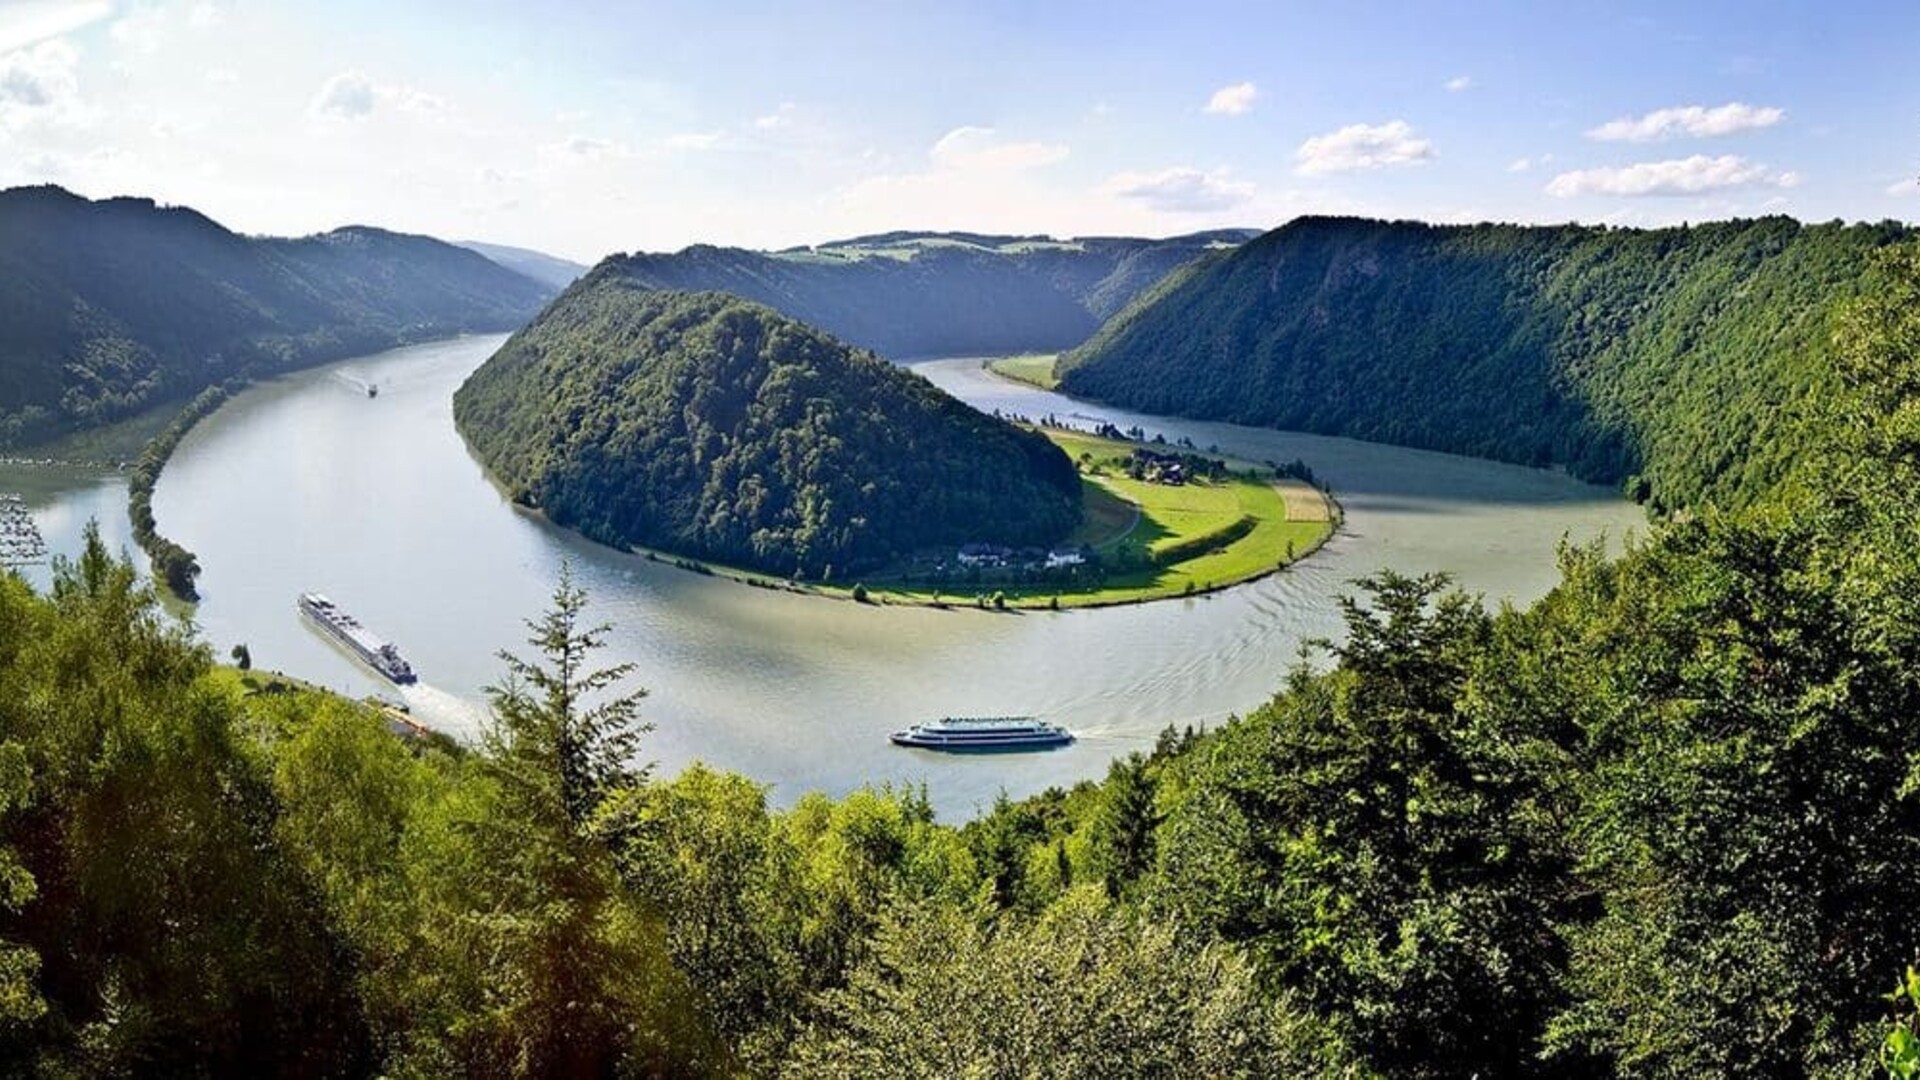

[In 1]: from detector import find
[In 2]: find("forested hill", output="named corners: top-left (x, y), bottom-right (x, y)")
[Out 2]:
top-left (0, 185), bottom-right (555, 448)
top-left (1059, 215), bottom-right (1912, 512)
top-left (452, 278), bottom-right (1081, 577)
top-left (598, 229), bottom-right (1256, 359)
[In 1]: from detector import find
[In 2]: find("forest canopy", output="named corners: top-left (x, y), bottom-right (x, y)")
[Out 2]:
top-left (0, 185), bottom-right (553, 448)
top-left (1060, 215), bottom-right (1914, 514)
top-left (452, 281), bottom-right (1083, 578)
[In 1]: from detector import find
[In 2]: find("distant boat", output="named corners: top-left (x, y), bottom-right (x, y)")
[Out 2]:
top-left (298, 592), bottom-right (416, 683)
top-left (889, 716), bottom-right (1073, 752)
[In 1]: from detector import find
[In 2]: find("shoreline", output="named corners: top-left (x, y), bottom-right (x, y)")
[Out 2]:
top-left (495, 468), bottom-right (1344, 615)
top-left (128, 384), bottom-right (237, 603)
top-left (467, 357), bottom-right (1346, 613)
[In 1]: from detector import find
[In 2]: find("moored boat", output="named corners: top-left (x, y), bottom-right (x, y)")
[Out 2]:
top-left (889, 716), bottom-right (1073, 752)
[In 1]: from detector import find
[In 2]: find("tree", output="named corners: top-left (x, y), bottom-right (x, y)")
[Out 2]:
top-left (428, 566), bottom-right (702, 1076)
top-left (784, 890), bottom-right (1349, 1078)
top-left (486, 562), bottom-right (652, 833)
top-left (0, 743), bottom-right (42, 1029)
top-left (229, 642), bottom-right (251, 671)
top-left (1087, 752), bottom-right (1159, 899)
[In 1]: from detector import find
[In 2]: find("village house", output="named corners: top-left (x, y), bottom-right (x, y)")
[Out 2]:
top-left (1045, 547), bottom-right (1087, 569)
top-left (1130, 447), bottom-right (1188, 485)
top-left (957, 542), bottom-right (1014, 567)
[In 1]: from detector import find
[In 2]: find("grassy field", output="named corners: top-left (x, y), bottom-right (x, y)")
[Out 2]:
top-left (729, 427), bottom-right (1336, 611)
top-left (986, 354), bottom-right (1062, 391)
top-left (608, 426), bottom-right (1336, 611)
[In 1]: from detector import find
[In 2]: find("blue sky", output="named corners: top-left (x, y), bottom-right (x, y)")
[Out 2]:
top-left (0, 0), bottom-right (1914, 262)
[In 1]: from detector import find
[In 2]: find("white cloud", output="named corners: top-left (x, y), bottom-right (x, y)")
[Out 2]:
top-left (0, 0), bottom-right (111, 54)
top-left (310, 70), bottom-right (376, 120)
top-left (928, 126), bottom-right (1068, 171)
top-left (1203, 81), bottom-right (1257, 116)
top-left (1884, 177), bottom-right (1919, 198)
top-left (390, 86), bottom-right (446, 117)
top-left (754, 102), bottom-right (796, 130)
top-left (831, 128), bottom-right (1084, 236)
top-left (1507, 158), bottom-right (1532, 173)
top-left (309, 70), bottom-right (448, 121)
top-left (1545, 155), bottom-right (1799, 197)
top-left (1587, 102), bottom-right (1784, 142)
top-left (1102, 166), bottom-right (1254, 212)
top-left (1295, 120), bottom-right (1434, 175)
top-left (547, 134), bottom-right (616, 160)
top-left (1444, 75), bottom-right (1472, 92)
top-left (664, 131), bottom-right (723, 151)
top-left (0, 37), bottom-right (83, 130)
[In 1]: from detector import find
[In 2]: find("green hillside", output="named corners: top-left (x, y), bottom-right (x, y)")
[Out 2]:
top-left (0, 185), bottom-right (554, 448)
top-left (602, 229), bottom-right (1255, 360)
top-left (1060, 215), bottom-right (1911, 512)
top-left (452, 280), bottom-right (1082, 577)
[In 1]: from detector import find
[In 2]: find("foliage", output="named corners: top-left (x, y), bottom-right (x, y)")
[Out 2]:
top-left (0, 524), bottom-right (372, 1075)
top-left (784, 889), bottom-right (1353, 1079)
top-left (1061, 215), bottom-right (1912, 513)
top-left (125, 384), bottom-right (229, 601)
top-left (0, 185), bottom-right (553, 448)
top-left (453, 285), bottom-right (1082, 577)
top-left (7, 236), bottom-right (1920, 1078)
top-left (1889, 968), bottom-right (1920, 1079)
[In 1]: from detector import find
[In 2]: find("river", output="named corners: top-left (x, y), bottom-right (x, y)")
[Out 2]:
top-left (1, 335), bottom-right (1646, 817)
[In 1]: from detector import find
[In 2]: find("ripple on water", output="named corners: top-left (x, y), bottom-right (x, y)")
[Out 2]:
top-left (0, 341), bottom-right (1650, 818)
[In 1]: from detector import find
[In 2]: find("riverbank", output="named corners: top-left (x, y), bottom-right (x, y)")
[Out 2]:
top-left (133, 333), bottom-right (1641, 816)
top-left (129, 384), bottom-right (237, 601)
top-left (578, 425), bottom-right (1340, 612)
top-left (986, 354), bottom-right (1061, 391)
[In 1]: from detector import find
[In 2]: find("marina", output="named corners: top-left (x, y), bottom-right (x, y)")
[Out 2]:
top-left (0, 495), bottom-right (48, 566)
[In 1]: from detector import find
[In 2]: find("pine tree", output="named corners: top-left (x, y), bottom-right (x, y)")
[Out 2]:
top-left (485, 562), bottom-right (652, 833)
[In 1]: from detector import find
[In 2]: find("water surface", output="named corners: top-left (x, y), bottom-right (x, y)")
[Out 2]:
top-left (12, 337), bottom-right (1644, 816)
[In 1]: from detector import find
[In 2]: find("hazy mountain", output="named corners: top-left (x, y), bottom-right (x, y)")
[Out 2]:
top-left (596, 229), bottom-right (1258, 360)
top-left (0, 185), bottom-right (555, 448)
top-left (457, 240), bottom-right (590, 291)
top-left (452, 278), bottom-right (1081, 577)
top-left (1060, 215), bottom-right (1910, 513)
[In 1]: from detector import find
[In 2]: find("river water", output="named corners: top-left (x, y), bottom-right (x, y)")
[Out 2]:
top-left (2, 336), bottom-right (1646, 817)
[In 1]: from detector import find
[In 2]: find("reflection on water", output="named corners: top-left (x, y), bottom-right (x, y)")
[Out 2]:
top-left (10, 336), bottom-right (1645, 817)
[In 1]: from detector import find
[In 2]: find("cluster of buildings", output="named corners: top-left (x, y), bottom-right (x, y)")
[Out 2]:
top-left (956, 543), bottom-right (1089, 570)
top-left (1128, 448), bottom-right (1189, 485)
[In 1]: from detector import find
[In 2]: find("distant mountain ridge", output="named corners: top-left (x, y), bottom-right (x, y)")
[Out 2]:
top-left (0, 185), bottom-right (555, 447)
top-left (456, 240), bottom-right (589, 291)
top-left (1059, 214), bottom-right (1912, 513)
top-left (596, 228), bottom-right (1258, 360)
